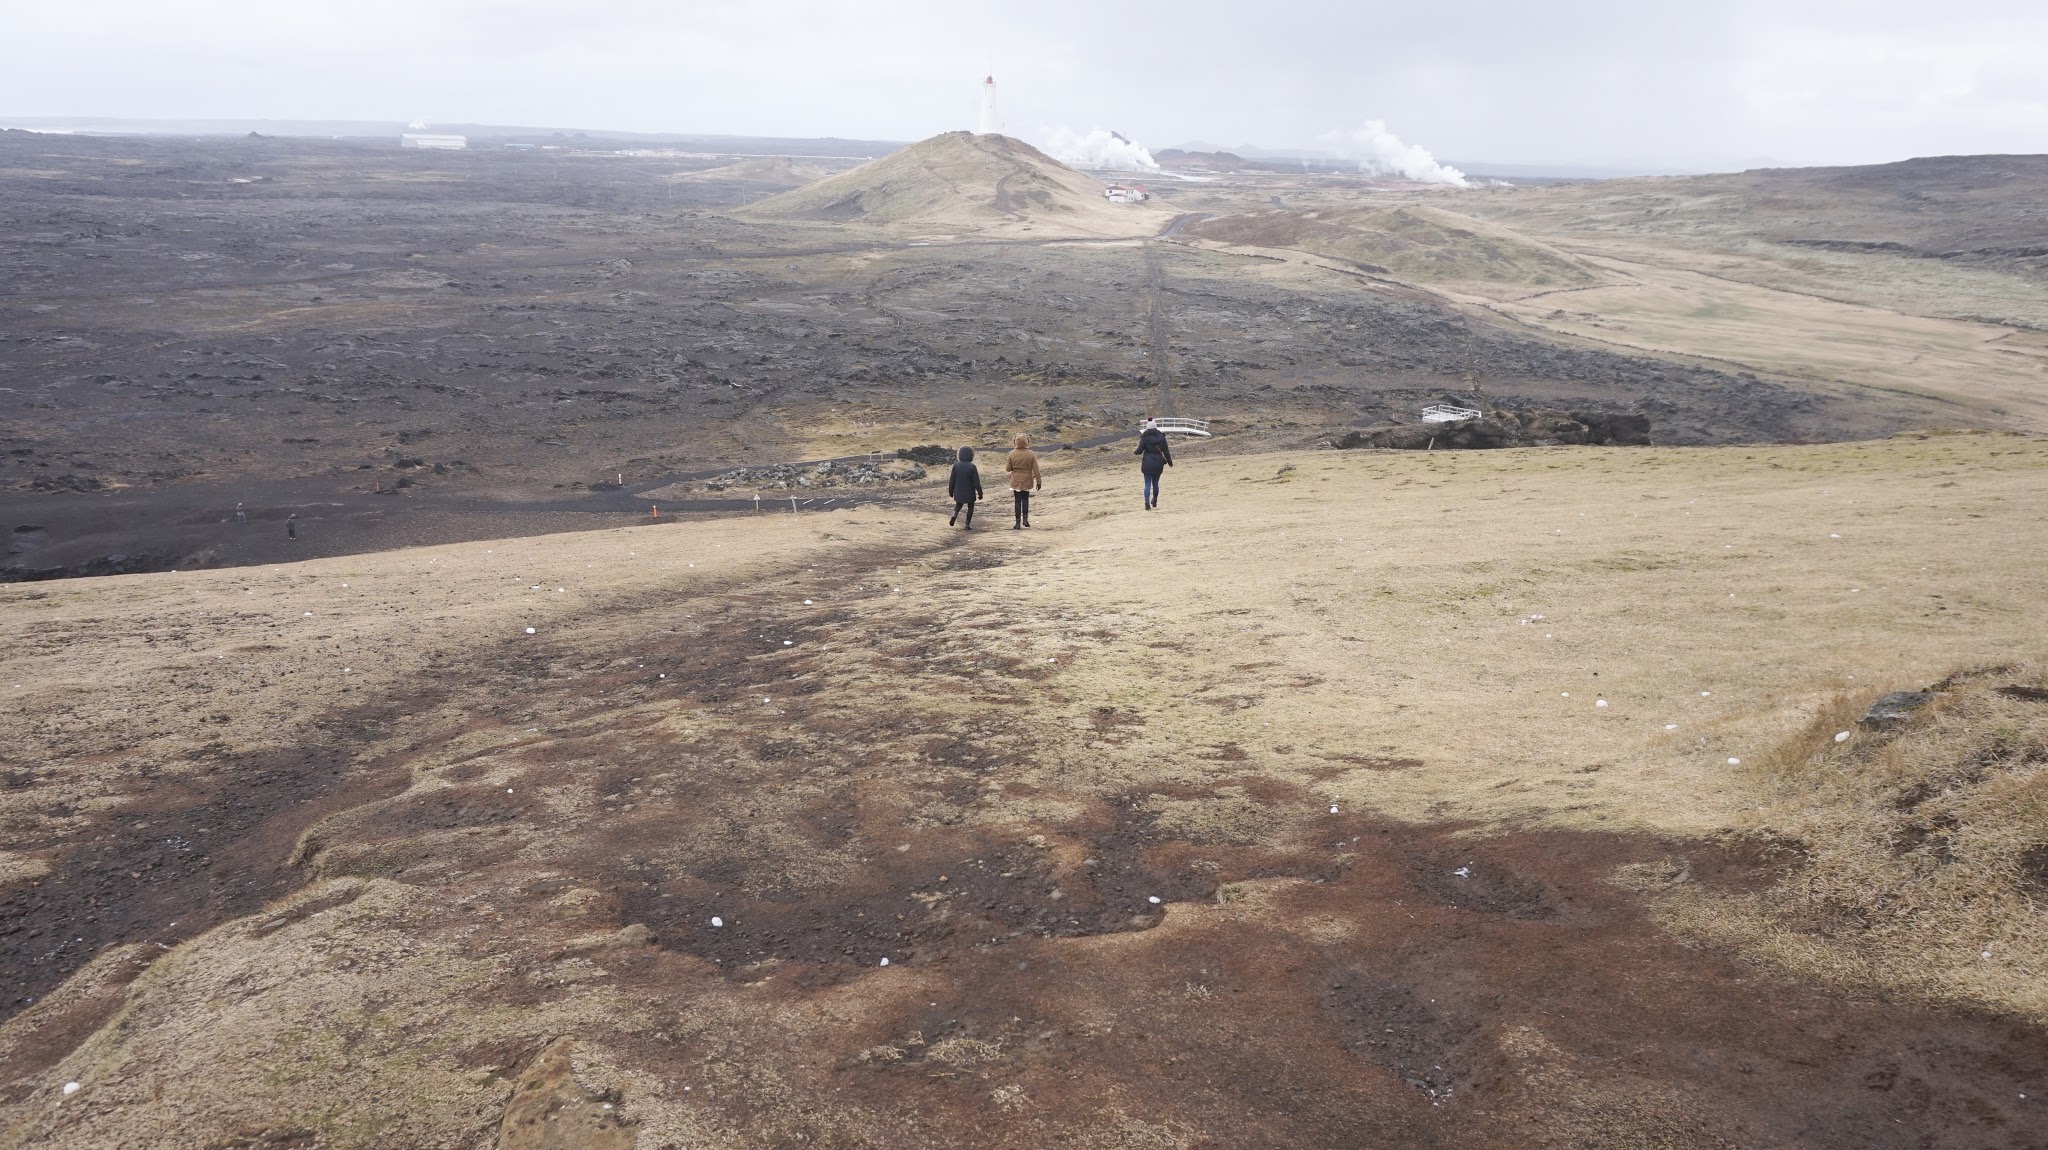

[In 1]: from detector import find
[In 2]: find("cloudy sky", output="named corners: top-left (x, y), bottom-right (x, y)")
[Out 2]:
top-left (7, 0), bottom-right (2046, 171)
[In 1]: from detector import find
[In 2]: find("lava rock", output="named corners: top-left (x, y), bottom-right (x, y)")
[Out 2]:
top-left (1861, 691), bottom-right (1937, 729)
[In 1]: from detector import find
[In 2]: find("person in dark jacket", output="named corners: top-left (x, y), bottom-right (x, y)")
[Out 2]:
top-left (1135, 419), bottom-right (1173, 509)
top-left (946, 445), bottom-right (984, 529)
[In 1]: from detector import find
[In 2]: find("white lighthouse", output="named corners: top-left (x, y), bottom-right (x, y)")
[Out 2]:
top-left (978, 75), bottom-right (999, 136)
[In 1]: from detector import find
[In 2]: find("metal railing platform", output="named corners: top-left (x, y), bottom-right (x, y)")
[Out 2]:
top-left (1421, 404), bottom-right (1482, 424)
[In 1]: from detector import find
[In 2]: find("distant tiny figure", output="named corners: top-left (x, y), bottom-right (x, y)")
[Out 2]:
top-left (1006, 435), bottom-right (1042, 529)
top-left (235, 502), bottom-right (247, 524)
top-left (1135, 419), bottom-right (1173, 509)
top-left (286, 514), bottom-right (297, 540)
top-left (947, 445), bottom-right (983, 529)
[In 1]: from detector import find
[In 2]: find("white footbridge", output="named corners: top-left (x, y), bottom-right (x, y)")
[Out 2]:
top-left (1153, 417), bottom-right (1211, 437)
top-left (1421, 404), bottom-right (1482, 424)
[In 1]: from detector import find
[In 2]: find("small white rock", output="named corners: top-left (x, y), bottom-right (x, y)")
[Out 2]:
top-left (1701, 691), bottom-right (1711, 697)
top-left (1329, 805), bottom-right (1339, 814)
top-left (1148, 896), bottom-right (1161, 905)
top-left (62, 1082), bottom-right (79, 1096)
top-left (1595, 699), bottom-right (1608, 708)
top-left (879, 956), bottom-right (889, 966)
top-left (1665, 724), bottom-right (1678, 730)
top-left (1982, 950), bottom-right (1993, 959)
top-left (525, 627), bottom-right (536, 634)
top-left (783, 640), bottom-right (793, 646)
top-left (1834, 731), bottom-right (1851, 743)
top-left (1452, 867), bottom-right (1471, 878)
top-left (710, 916), bottom-right (723, 927)
top-left (803, 599), bottom-right (814, 605)
top-left (1727, 758), bottom-right (1741, 765)
top-left (1561, 692), bottom-right (1570, 698)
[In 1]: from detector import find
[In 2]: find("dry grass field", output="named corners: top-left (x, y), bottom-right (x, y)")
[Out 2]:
top-left (1172, 158), bottom-right (2048, 432)
top-left (4, 430), bottom-right (2045, 1147)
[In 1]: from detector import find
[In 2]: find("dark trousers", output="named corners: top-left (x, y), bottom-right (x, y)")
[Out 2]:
top-left (951, 499), bottom-right (975, 526)
top-left (1012, 489), bottom-right (1031, 525)
top-left (1143, 471), bottom-right (1162, 506)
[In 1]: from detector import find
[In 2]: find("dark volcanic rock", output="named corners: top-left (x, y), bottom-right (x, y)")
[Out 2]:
top-left (1861, 691), bottom-right (1938, 729)
top-left (1334, 405), bottom-right (1652, 451)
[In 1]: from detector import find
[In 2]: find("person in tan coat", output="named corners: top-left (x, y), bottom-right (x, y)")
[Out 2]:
top-left (1005, 434), bottom-right (1042, 529)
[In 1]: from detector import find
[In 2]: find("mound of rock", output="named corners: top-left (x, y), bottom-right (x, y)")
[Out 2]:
top-left (703, 459), bottom-right (926, 492)
top-left (741, 131), bottom-right (1163, 237)
top-left (1333, 404), bottom-right (1651, 451)
top-left (897, 444), bottom-right (954, 465)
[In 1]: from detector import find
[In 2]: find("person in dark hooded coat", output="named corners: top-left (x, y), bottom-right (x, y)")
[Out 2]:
top-left (946, 445), bottom-right (984, 529)
top-left (1134, 419), bottom-right (1173, 509)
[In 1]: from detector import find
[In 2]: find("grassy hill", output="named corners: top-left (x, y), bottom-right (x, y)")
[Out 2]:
top-left (741, 131), bottom-right (1168, 237)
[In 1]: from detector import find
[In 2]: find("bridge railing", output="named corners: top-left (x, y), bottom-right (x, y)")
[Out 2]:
top-left (1153, 417), bottom-right (1212, 437)
top-left (1421, 404), bottom-right (1482, 424)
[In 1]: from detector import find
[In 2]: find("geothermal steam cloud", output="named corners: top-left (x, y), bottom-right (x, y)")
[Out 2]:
top-left (1326, 119), bottom-right (1468, 186)
top-left (1047, 127), bottom-right (1161, 173)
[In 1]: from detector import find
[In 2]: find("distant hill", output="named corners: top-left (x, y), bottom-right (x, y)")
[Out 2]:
top-left (1154, 148), bottom-right (1252, 173)
top-left (0, 117), bottom-right (904, 158)
top-left (1455, 153), bottom-right (2048, 292)
top-left (740, 131), bottom-right (1167, 237)
top-left (1187, 204), bottom-right (1598, 291)
top-left (673, 156), bottom-right (838, 188)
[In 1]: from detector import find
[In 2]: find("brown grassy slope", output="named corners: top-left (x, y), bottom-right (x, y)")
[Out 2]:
top-left (1656, 662), bottom-right (2048, 1015)
top-left (3, 433), bottom-right (2047, 1146)
top-left (1177, 173), bottom-right (2048, 431)
top-left (1461, 155), bottom-right (2048, 304)
top-left (739, 131), bottom-right (1167, 238)
top-left (1392, 158), bottom-right (2048, 427)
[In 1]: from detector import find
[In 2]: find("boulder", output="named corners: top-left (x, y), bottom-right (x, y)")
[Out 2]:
top-left (1860, 691), bottom-right (1937, 729)
top-left (1574, 411), bottom-right (1653, 445)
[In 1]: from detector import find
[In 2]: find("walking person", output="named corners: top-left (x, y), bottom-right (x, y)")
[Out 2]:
top-left (1006, 434), bottom-right (1042, 529)
top-left (947, 445), bottom-right (983, 529)
top-left (1135, 419), bottom-right (1174, 509)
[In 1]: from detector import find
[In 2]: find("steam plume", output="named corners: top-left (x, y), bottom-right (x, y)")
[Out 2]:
top-left (1324, 120), bottom-right (1468, 186)
top-left (1045, 127), bottom-right (1160, 173)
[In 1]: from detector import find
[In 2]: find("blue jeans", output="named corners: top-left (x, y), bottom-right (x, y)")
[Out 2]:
top-left (1142, 472), bottom-right (1161, 505)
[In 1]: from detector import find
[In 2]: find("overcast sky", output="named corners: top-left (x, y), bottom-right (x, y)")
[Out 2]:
top-left (7, 0), bottom-right (2046, 171)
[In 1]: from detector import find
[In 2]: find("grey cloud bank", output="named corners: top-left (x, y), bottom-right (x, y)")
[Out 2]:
top-left (5, 0), bottom-right (2045, 172)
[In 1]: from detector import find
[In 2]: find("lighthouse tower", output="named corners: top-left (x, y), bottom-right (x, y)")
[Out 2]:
top-left (978, 76), bottom-right (999, 136)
